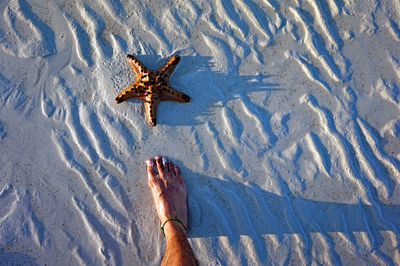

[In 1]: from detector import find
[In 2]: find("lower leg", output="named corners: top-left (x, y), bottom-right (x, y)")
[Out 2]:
top-left (146, 156), bottom-right (197, 266)
top-left (162, 222), bottom-right (196, 265)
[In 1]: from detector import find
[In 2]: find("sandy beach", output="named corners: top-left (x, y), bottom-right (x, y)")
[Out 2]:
top-left (0, 0), bottom-right (399, 265)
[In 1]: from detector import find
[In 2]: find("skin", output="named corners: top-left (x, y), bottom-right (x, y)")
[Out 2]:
top-left (146, 156), bottom-right (197, 266)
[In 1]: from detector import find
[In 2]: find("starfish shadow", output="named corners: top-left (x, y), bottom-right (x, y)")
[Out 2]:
top-left (120, 55), bottom-right (281, 127)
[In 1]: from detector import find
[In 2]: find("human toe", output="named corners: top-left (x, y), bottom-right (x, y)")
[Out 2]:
top-left (162, 157), bottom-right (170, 172)
top-left (155, 156), bottom-right (164, 174)
top-left (174, 165), bottom-right (184, 184)
top-left (146, 158), bottom-right (157, 186)
top-left (167, 161), bottom-right (174, 174)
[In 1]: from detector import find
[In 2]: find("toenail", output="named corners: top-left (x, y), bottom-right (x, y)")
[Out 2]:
top-left (146, 159), bottom-right (154, 166)
top-left (162, 157), bottom-right (168, 165)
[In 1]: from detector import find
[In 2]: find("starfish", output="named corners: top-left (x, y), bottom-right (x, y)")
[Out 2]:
top-left (115, 54), bottom-right (190, 126)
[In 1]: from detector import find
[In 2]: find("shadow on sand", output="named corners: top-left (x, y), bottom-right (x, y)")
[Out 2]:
top-left (118, 54), bottom-right (281, 126)
top-left (177, 164), bottom-right (399, 251)
top-left (0, 250), bottom-right (39, 266)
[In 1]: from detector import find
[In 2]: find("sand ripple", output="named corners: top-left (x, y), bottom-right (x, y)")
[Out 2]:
top-left (0, 0), bottom-right (399, 265)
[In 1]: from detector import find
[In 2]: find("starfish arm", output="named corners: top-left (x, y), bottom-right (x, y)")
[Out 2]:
top-left (157, 55), bottom-right (180, 82)
top-left (127, 54), bottom-right (149, 75)
top-left (160, 85), bottom-right (190, 103)
top-left (115, 84), bottom-right (146, 104)
top-left (143, 99), bottom-right (159, 127)
top-left (116, 55), bottom-right (189, 126)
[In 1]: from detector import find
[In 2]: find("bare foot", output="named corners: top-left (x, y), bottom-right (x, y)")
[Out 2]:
top-left (146, 156), bottom-right (188, 235)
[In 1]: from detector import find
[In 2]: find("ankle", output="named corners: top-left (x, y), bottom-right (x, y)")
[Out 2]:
top-left (163, 220), bottom-right (187, 240)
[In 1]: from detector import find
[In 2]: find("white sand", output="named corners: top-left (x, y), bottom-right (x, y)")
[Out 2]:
top-left (0, 0), bottom-right (399, 265)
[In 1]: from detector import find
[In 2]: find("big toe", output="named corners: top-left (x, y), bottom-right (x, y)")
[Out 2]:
top-left (146, 158), bottom-right (157, 187)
